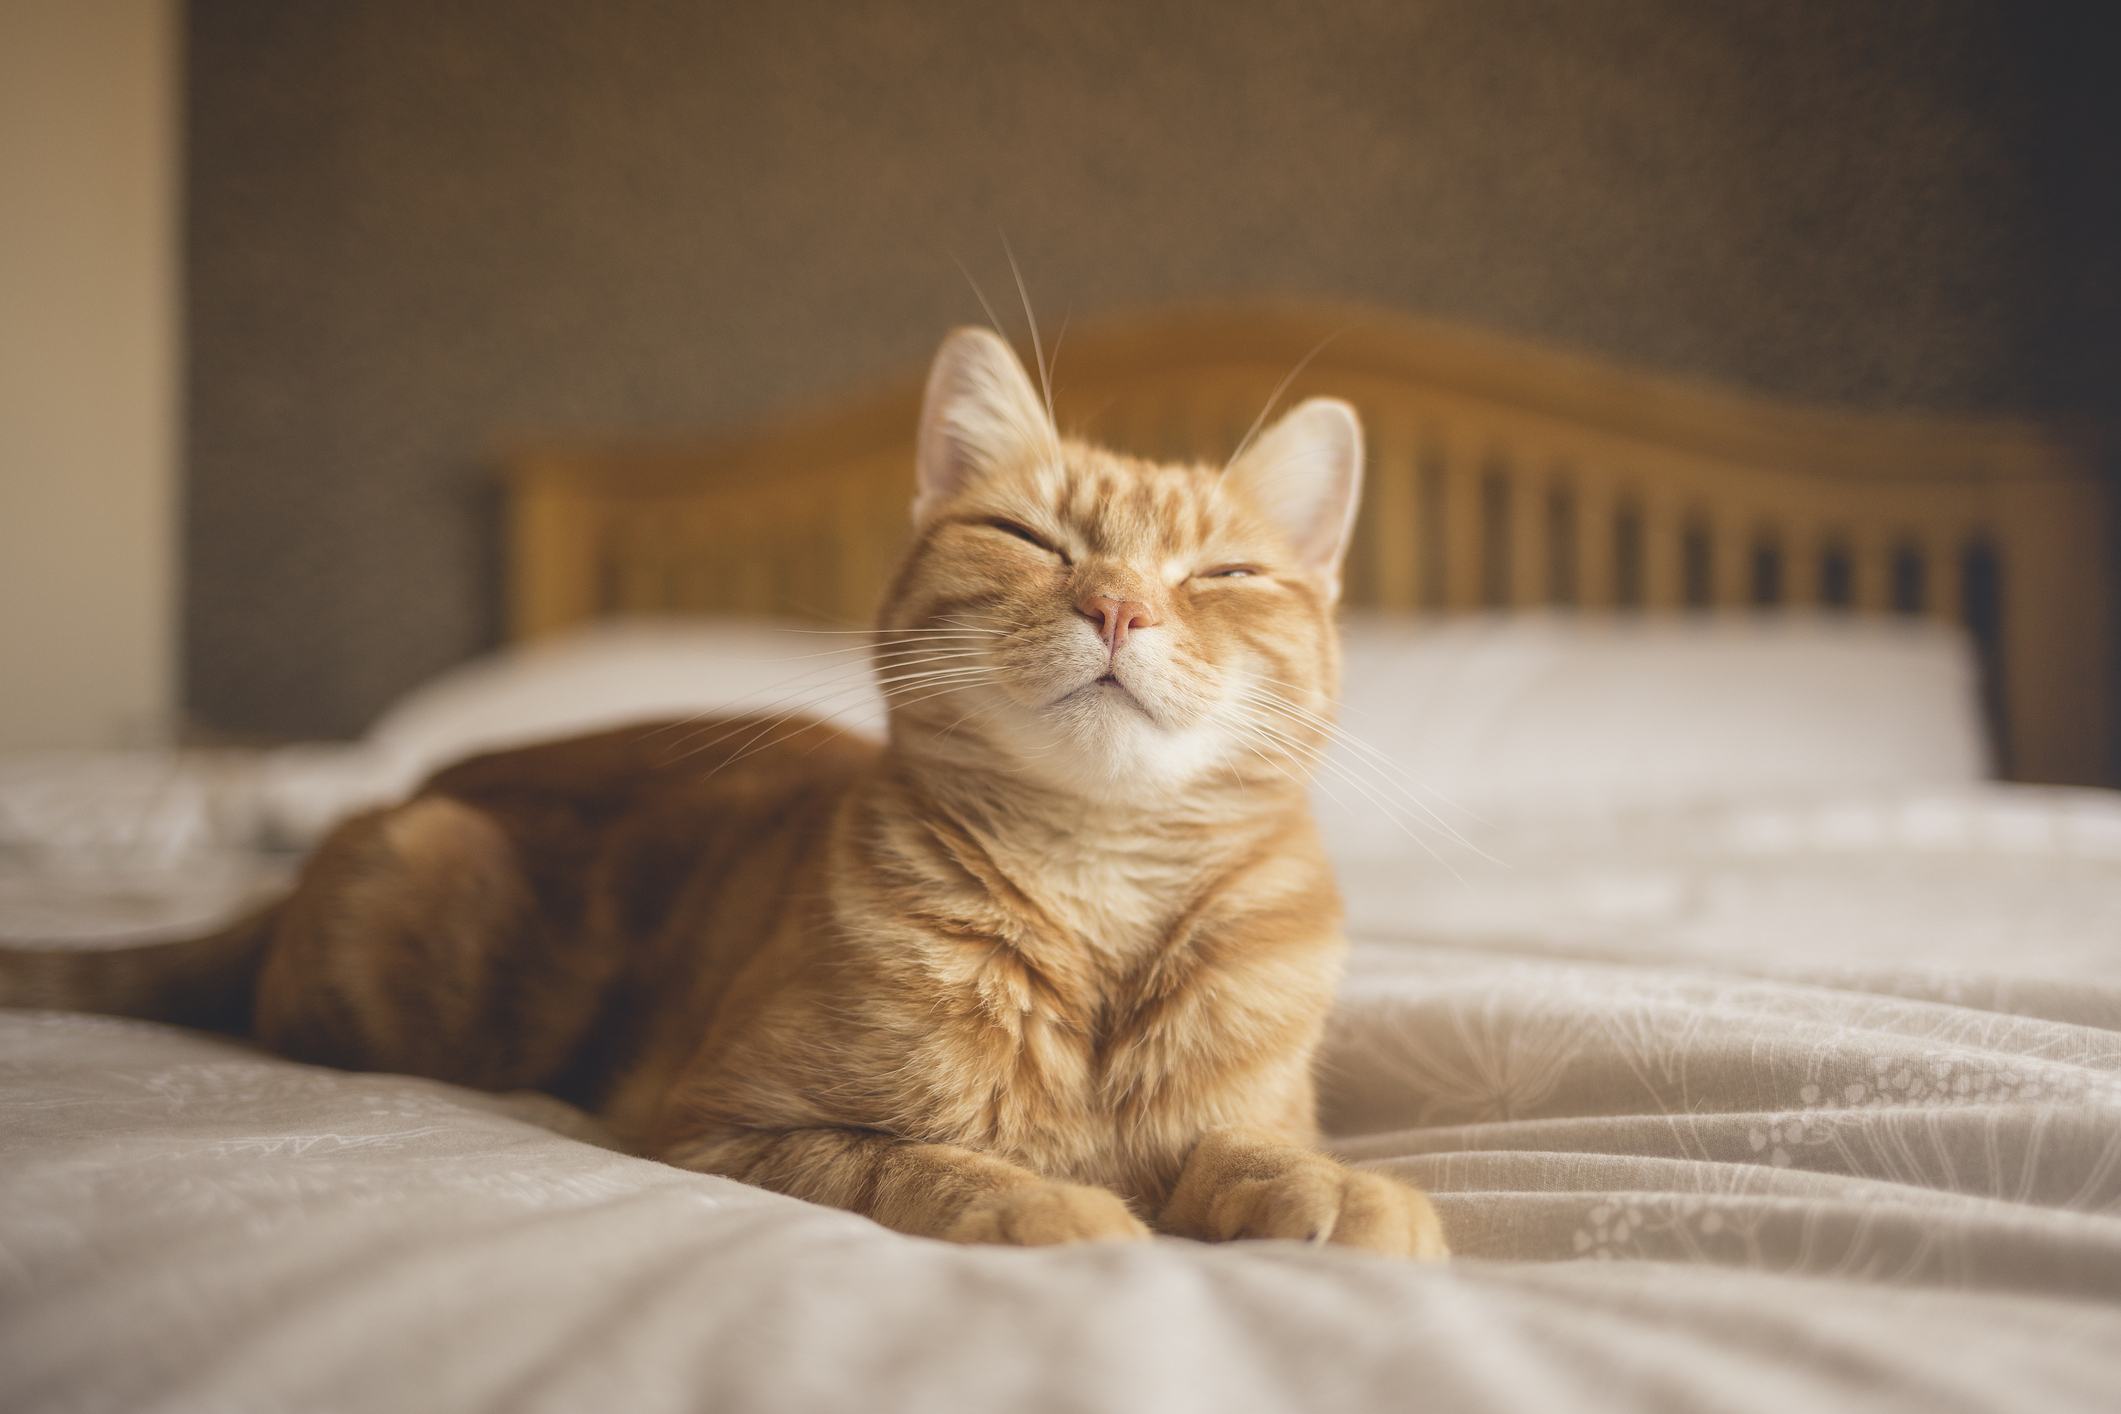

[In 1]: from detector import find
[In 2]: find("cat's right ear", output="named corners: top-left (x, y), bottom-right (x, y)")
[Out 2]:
top-left (913, 327), bottom-right (1055, 527)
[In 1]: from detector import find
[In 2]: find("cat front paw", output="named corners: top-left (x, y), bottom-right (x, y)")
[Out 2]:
top-left (1162, 1127), bottom-right (1448, 1258)
top-left (944, 1180), bottom-right (1152, 1247)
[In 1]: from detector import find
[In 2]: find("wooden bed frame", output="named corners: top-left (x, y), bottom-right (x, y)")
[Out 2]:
top-left (502, 302), bottom-right (2116, 788)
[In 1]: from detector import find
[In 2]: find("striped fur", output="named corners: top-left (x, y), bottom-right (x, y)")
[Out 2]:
top-left (2, 329), bottom-right (1444, 1255)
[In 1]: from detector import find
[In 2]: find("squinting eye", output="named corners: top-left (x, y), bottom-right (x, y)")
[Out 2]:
top-left (988, 520), bottom-right (1066, 560)
top-left (1199, 565), bottom-right (1257, 579)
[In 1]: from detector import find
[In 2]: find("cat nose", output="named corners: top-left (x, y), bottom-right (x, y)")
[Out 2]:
top-left (1079, 594), bottom-right (1158, 651)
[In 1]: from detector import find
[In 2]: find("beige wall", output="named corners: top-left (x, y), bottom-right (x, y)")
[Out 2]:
top-left (0, 0), bottom-right (177, 750)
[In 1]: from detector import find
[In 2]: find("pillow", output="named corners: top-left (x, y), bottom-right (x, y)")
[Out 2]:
top-left (255, 611), bottom-right (1985, 853)
top-left (362, 617), bottom-right (885, 783)
top-left (239, 619), bottom-right (884, 845)
top-left (1316, 611), bottom-right (1987, 859)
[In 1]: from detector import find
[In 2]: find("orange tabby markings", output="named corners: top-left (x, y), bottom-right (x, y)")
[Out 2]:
top-left (0, 326), bottom-right (1446, 1258)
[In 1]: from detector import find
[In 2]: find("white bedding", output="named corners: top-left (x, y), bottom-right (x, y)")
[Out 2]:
top-left (4, 616), bottom-right (2118, 1413)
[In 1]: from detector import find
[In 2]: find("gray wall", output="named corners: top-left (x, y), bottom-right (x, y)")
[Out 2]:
top-left (187, 0), bottom-right (2118, 739)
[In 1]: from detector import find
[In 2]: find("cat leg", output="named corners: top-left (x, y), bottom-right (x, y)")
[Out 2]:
top-left (1158, 1126), bottom-right (1448, 1258)
top-left (669, 1127), bottom-right (1152, 1246)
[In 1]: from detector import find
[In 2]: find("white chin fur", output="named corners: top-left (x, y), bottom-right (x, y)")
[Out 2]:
top-left (986, 691), bottom-right (1237, 803)
top-left (902, 626), bottom-right (1263, 803)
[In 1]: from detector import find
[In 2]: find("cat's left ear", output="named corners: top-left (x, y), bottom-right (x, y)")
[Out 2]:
top-left (1225, 398), bottom-right (1364, 601)
top-left (913, 327), bottom-right (1055, 527)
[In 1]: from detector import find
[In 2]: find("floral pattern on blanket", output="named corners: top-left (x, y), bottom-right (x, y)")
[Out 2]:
top-left (5, 791), bottom-right (2121, 1410)
top-left (11, 1004), bottom-right (2121, 1414)
top-left (1324, 943), bottom-right (2121, 1298)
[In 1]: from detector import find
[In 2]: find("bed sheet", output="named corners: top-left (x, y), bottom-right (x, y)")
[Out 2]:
top-left (3, 783), bottom-right (2119, 1412)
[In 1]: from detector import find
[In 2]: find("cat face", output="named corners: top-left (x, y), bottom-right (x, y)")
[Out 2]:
top-left (875, 329), bottom-right (1361, 805)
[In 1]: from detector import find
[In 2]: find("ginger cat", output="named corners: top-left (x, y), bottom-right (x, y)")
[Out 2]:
top-left (3, 328), bottom-right (1446, 1256)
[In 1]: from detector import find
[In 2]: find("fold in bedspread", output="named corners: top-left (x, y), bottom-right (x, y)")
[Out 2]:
top-left (5, 926), bottom-right (2119, 1414)
top-left (4, 783), bottom-right (2118, 1412)
top-left (1325, 943), bottom-right (2121, 1303)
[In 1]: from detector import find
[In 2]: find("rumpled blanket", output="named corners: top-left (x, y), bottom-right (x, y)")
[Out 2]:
top-left (4, 784), bottom-right (2118, 1413)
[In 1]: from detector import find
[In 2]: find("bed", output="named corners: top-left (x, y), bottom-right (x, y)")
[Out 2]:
top-left (5, 303), bottom-right (2119, 1413)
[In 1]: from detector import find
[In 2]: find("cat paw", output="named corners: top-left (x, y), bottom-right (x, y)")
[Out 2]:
top-left (1162, 1128), bottom-right (1448, 1258)
top-left (944, 1181), bottom-right (1152, 1247)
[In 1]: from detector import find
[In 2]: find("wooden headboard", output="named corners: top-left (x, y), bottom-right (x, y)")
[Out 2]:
top-left (502, 301), bottom-right (2115, 788)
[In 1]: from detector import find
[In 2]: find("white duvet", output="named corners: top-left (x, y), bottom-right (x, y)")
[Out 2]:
top-left (4, 616), bottom-right (2117, 1413)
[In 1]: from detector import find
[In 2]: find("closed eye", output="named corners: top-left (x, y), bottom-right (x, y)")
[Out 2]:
top-left (988, 519), bottom-right (1068, 561)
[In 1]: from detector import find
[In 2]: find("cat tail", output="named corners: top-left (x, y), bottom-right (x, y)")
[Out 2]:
top-left (0, 900), bottom-right (282, 1034)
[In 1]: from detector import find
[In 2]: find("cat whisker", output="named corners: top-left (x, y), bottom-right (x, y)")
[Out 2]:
top-left (875, 632), bottom-right (1007, 644)
top-left (877, 665), bottom-right (999, 684)
top-left (647, 636), bottom-right (995, 760)
top-left (877, 685), bottom-right (991, 711)
top-left (643, 694), bottom-right (839, 749)
top-left (932, 696), bottom-right (1012, 748)
top-left (678, 686), bottom-right (907, 775)
top-left (1243, 674), bottom-right (1490, 806)
top-left (771, 625), bottom-right (1000, 635)
top-left (731, 636), bottom-right (987, 664)
top-left (876, 678), bottom-right (999, 715)
top-left (875, 675), bottom-right (998, 704)
top-left (1239, 681), bottom-right (1496, 839)
top-left (1242, 740), bottom-right (1465, 878)
top-left (876, 644), bottom-right (1003, 657)
top-left (875, 664), bottom-right (1000, 689)
top-left (952, 250), bottom-right (1056, 464)
top-left (648, 683), bottom-right (872, 759)
top-left (882, 687), bottom-right (1026, 751)
top-left (1230, 736), bottom-right (1314, 798)
top-left (927, 612), bottom-right (1015, 640)
top-left (635, 640), bottom-right (931, 745)
top-left (1047, 313), bottom-right (1070, 416)
top-left (952, 252), bottom-right (1011, 353)
top-left (1233, 700), bottom-right (1440, 821)
top-left (1220, 329), bottom-right (1351, 477)
top-left (918, 688), bottom-right (1029, 757)
top-left (1252, 722), bottom-right (1500, 866)
top-left (653, 669), bottom-right (905, 768)
top-left (1238, 696), bottom-right (1459, 822)
top-left (878, 649), bottom-right (995, 665)
top-left (1002, 237), bottom-right (1062, 462)
top-left (874, 651), bottom-right (999, 676)
top-left (1231, 705), bottom-right (1486, 876)
top-left (657, 696), bottom-right (869, 772)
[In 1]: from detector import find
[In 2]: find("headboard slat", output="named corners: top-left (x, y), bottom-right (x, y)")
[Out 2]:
top-left (502, 301), bottom-right (2114, 786)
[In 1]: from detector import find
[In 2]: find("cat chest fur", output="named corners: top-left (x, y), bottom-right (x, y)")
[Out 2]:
top-left (752, 804), bottom-right (1346, 1203)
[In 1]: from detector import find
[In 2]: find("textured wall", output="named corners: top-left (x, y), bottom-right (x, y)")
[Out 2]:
top-left (187, 0), bottom-right (2116, 738)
